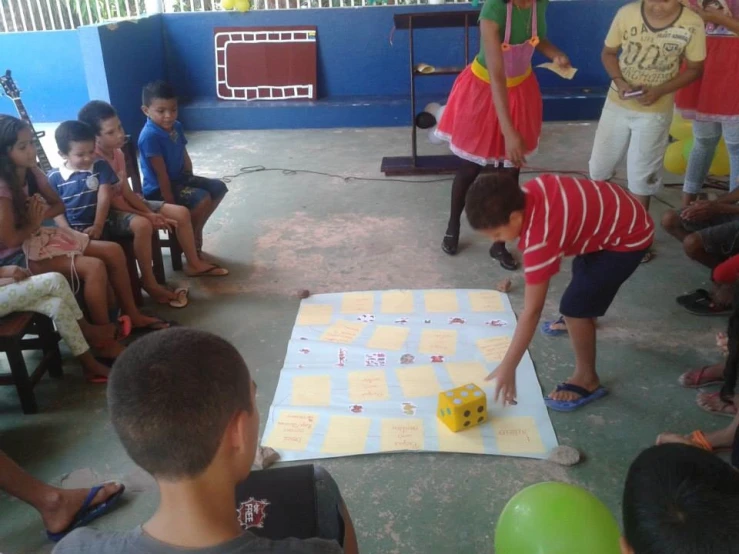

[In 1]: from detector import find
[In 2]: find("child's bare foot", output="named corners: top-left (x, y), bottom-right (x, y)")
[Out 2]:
top-left (678, 363), bottom-right (724, 388)
top-left (41, 482), bottom-right (122, 534)
top-left (548, 377), bottom-right (601, 402)
top-left (697, 391), bottom-right (737, 417)
top-left (130, 314), bottom-right (173, 331)
top-left (142, 282), bottom-right (178, 305)
top-left (656, 432), bottom-right (696, 447)
top-left (92, 339), bottom-right (125, 360)
top-left (657, 427), bottom-right (736, 451)
top-left (81, 356), bottom-right (111, 383)
top-left (185, 261), bottom-right (229, 277)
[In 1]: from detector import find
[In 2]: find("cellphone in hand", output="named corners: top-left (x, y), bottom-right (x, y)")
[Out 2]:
top-left (623, 89), bottom-right (645, 99)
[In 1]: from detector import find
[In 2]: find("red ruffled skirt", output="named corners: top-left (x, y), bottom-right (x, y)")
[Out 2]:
top-left (676, 36), bottom-right (739, 121)
top-left (435, 62), bottom-right (543, 166)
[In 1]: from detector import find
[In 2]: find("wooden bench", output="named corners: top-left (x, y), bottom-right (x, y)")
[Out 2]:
top-left (0, 312), bottom-right (62, 414)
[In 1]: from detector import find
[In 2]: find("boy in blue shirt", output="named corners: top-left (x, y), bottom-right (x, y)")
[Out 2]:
top-left (47, 121), bottom-right (116, 239)
top-left (138, 81), bottom-right (228, 257)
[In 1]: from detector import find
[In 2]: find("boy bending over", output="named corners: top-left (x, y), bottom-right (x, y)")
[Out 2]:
top-left (138, 81), bottom-right (228, 259)
top-left (621, 444), bottom-right (739, 554)
top-left (79, 101), bottom-right (228, 291)
top-left (466, 173), bottom-right (653, 411)
top-left (53, 328), bottom-right (358, 554)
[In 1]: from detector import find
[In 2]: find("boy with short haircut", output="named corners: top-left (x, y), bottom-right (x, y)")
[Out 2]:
top-left (53, 328), bottom-right (358, 554)
top-left (590, 0), bottom-right (706, 218)
top-left (465, 173), bottom-right (654, 411)
top-left (138, 81), bottom-right (228, 257)
top-left (78, 101), bottom-right (228, 301)
top-left (621, 443), bottom-right (739, 554)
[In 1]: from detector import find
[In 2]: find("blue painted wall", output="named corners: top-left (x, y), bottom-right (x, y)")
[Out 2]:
top-left (0, 30), bottom-right (88, 122)
top-left (162, 0), bottom-right (627, 102)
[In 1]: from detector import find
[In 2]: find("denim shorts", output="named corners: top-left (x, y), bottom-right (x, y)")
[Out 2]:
top-left (560, 249), bottom-right (647, 319)
top-left (107, 201), bottom-right (165, 238)
top-left (146, 174), bottom-right (228, 210)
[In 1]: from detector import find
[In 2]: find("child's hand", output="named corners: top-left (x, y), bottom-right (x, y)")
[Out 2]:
top-left (147, 213), bottom-right (171, 231)
top-left (7, 266), bottom-right (31, 282)
top-left (26, 195), bottom-right (46, 228)
top-left (688, 4), bottom-right (726, 24)
top-left (553, 53), bottom-right (571, 69)
top-left (83, 225), bottom-right (103, 240)
top-left (504, 129), bottom-right (527, 168)
top-left (682, 200), bottom-right (717, 221)
top-left (637, 86), bottom-right (664, 107)
top-left (485, 364), bottom-right (518, 406)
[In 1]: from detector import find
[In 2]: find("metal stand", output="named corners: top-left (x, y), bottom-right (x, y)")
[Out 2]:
top-left (381, 11), bottom-right (479, 176)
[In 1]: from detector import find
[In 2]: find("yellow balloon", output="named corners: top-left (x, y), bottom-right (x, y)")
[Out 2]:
top-left (221, 0), bottom-right (234, 8)
top-left (670, 113), bottom-right (693, 141)
top-left (234, 0), bottom-right (250, 11)
top-left (665, 141), bottom-right (688, 175)
top-left (710, 139), bottom-right (730, 176)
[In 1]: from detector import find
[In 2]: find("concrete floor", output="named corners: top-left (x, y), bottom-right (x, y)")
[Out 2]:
top-left (0, 123), bottom-right (728, 553)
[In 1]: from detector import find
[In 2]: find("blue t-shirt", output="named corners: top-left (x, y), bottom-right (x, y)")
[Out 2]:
top-left (47, 160), bottom-right (117, 228)
top-left (138, 119), bottom-right (188, 197)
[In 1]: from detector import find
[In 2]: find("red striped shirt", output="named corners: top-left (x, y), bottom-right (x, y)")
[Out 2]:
top-left (519, 175), bottom-right (654, 285)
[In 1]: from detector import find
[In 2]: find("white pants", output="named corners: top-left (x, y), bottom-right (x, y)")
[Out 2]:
top-left (589, 99), bottom-right (672, 197)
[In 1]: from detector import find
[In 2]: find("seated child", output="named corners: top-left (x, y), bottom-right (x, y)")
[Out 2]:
top-left (138, 81), bottom-right (228, 257)
top-left (662, 186), bottom-right (739, 316)
top-left (465, 173), bottom-right (654, 411)
top-left (53, 328), bottom-right (359, 554)
top-left (590, 0), bottom-right (706, 262)
top-left (78, 102), bottom-right (228, 300)
top-left (621, 443), bottom-right (739, 554)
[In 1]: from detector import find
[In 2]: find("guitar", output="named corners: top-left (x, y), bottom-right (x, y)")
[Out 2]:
top-left (0, 70), bottom-right (52, 173)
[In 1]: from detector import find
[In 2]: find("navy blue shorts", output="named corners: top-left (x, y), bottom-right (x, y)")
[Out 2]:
top-left (559, 249), bottom-right (647, 319)
top-left (146, 174), bottom-right (228, 210)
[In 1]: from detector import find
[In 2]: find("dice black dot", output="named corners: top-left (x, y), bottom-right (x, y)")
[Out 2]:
top-left (464, 410), bottom-right (471, 417)
top-left (463, 421), bottom-right (471, 427)
top-left (477, 406), bottom-right (484, 413)
top-left (478, 416), bottom-right (484, 423)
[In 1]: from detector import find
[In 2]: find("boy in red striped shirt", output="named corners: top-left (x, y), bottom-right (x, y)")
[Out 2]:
top-left (466, 173), bottom-right (654, 411)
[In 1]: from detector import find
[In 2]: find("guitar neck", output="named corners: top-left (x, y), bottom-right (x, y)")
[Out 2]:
top-left (12, 98), bottom-right (51, 173)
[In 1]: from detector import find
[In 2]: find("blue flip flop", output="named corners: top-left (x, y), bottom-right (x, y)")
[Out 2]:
top-left (541, 316), bottom-right (568, 337)
top-left (46, 484), bottom-right (125, 542)
top-left (545, 383), bottom-right (609, 412)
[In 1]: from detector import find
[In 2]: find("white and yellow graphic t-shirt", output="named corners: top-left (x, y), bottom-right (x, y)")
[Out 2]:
top-left (605, 2), bottom-right (706, 113)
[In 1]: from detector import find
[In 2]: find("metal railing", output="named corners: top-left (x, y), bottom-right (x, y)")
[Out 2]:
top-left (1, 0), bottom-right (467, 32)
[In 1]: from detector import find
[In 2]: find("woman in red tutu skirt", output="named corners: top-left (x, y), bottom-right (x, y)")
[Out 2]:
top-left (435, 0), bottom-right (570, 269)
top-left (677, 1), bottom-right (739, 207)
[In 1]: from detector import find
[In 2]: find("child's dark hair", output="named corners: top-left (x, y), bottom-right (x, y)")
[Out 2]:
top-left (623, 444), bottom-right (739, 554)
top-left (108, 328), bottom-right (253, 479)
top-left (142, 80), bottom-right (177, 107)
top-left (54, 120), bottom-right (96, 155)
top-left (465, 172), bottom-right (525, 230)
top-left (78, 100), bottom-right (118, 136)
top-left (0, 114), bottom-right (36, 228)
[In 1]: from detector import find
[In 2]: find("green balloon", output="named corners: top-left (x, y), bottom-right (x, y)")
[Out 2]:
top-left (683, 138), bottom-right (695, 160)
top-left (495, 482), bottom-right (621, 554)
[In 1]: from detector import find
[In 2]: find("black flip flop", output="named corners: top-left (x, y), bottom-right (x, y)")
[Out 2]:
top-left (684, 296), bottom-right (732, 316)
top-left (676, 288), bottom-right (710, 307)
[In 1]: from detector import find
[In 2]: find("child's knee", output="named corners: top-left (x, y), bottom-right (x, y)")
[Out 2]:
top-left (77, 256), bottom-right (107, 278)
top-left (168, 204), bottom-right (191, 224)
top-left (130, 216), bottom-right (154, 235)
top-left (683, 233), bottom-right (704, 259)
top-left (661, 209), bottom-right (681, 231)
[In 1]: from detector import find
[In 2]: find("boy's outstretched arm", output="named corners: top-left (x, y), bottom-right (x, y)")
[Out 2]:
top-left (536, 39), bottom-right (570, 68)
top-left (149, 156), bottom-right (176, 204)
top-left (485, 280), bottom-right (549, 405)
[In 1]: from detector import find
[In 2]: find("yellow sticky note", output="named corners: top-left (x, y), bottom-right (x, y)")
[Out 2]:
top-left (445, 361), bottom-right (492, 390)
top-left (263, 411), bottom-right (319, 451)
top-left (341, 292), bottom-right (375, 314)
top-left (424, 290), bottom-right (459, 313)
top-left (396, 365), bottom-right (442, 398)
top-left (296, 304), bottom-right (333, 326)
top-left (320, 320), bottom-right (366, 344)
top-left (492, 416), bottom-right (546, 454)
top-left (348, 370), bottom-right (390, 402)
top-left (381, 291), bottom-right (414, 314)
top-left (366, 326), bottom-right (410, 351)
top-left (291, 375), bottom-right (331, 406)
top-left (437, 420), bottom-right (484, 454)
top-left (469, 291), bottom-right (504, 312)
top-left (381, 418), bottom-right (424, 451)
top-left (477, 336), bottom-right (511, 362)
top-left (321, 416), bottom-right (372, 454)
top-left (419, 329), bottom-right (457, 355)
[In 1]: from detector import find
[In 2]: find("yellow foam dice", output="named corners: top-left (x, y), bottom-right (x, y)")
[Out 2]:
top-left (437, 383), bottom-right (488, 432)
